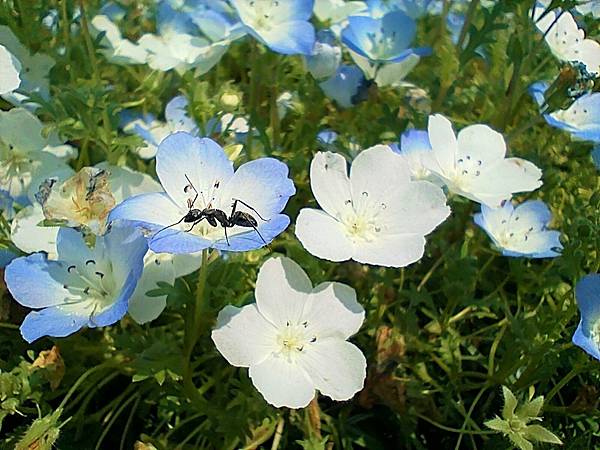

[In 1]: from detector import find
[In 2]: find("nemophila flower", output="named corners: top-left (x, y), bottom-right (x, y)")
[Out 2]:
top-left (4, 224), bottom-right (148, 343)
top-left (0, 45), bottom-right (21, 95)
top-left (231, 0), bottom-right (316, 55)
top-left (351, 49), bottom-right (420, 87)
top-left (91, 15), bottom-right (148, 65)
top-left (305, 30), bottom-right (342, 80)
top-left (341, 11), bottom-right (430, 64)
top-left (0, 26), bottom-right (55, 105)
top-left (367, 0), bottom-right (435, 19)
top-left (576, 1), bottom-right (600, 18)
top-left (474, 200), bottom-right (562, 258)
top-left (212, 256), bottom-right (366, 408)
top-left (0, 108), bottom-right (75, 205)
top-left (390, 129), bottom-right (438, 182)
top-left (295, 145), bottom-right (450, 267)
top-left (121, 95), bottom-right (199, 159)
top-left (423, 114), bottom-right (543, 207)
top-left (319, 64), bottom-right (368, 108)
top-left (573, 274), bottom-right (600, 360)
top-left (529, 81), bottom-right (600, 143)
top-left (109, 132), bottom-right (296, 253)
top-left (314, 0), bottom-right (366, 24)
top-left (533, 6), bottom-right (600, 76)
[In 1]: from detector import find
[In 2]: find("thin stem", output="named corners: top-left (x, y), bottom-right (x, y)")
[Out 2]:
top-left (416, 413), bottom-right (495, 435)
top-left (58, 363), bottom-right (115, 410)
top-left (95, 392), bottom-right (140, 450)
top-left (271, 416), bottom-right (285, 450)
top-left (546, 367), bottom-right (581, 403)
top-left (457, 0), bottom-right (480, 51)
top-left (454, 387), bottom-right (488, 450)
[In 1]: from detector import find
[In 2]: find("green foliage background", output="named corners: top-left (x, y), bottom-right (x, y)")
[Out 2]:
top-left (1, 0), bottom-right (599, 449)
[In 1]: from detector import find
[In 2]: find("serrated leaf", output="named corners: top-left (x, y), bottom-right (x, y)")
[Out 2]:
top-left (517, 395), bottom-right (544, 420)
top-left (502, 386), bottom-right (518, 419)
top-left (509, 433), bottom-right (534, 450)
top-left (485, 417), bottom-right (510, 433)
top-left (523, 425), bottom-right (563, 444)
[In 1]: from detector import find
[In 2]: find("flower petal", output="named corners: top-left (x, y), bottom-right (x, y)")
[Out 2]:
top-left (304, 282), bottom-right (364, 339)
top-left (255, 256), bottom-right (312, 328)
top-left (254, 21), bottom-right (316, 55)
top-left (212, 304), bottom-right (278, 367)
top-left (156, 132), bottom-right (233, 208)
top-left (310, 151), bottom-right (352, 218)
top-left (211, 214), bottom-right (291, 252)
top-left (249, 354), bottom-right (315, 408)
top-left (427, 114), bottom-right (458, 176)
top-left (127, 254), bottom-right (174, 324)
top-left (295, 208), bottom-right (354, 262)
top-left (108, 192), bottom-right (185, 230)
top-left (20, 304), bottom-right (88, 343)
top-left (456, 124), bottom-right (506, 164)
top-left (298, 338), bottom-right (366, 401)
top-left (354, 233), bottom-right (426, 267)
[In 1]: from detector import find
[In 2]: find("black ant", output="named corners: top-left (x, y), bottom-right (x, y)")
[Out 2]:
top-left (153, 174), bottom-right (269, 246)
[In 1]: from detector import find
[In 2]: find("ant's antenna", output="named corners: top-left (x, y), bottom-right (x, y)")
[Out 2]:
top-left (184, 174), bottom-right (200, 208)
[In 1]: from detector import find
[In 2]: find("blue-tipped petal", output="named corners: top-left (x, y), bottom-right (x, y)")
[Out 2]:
top-left (573, 322), bottom-right (600, 361)
top-left (20, 305), bottom-right (88, 343)
top-left (576, 274), bottom-right (600, 328)
top-left (165, 96), bottom-right (198, 134)
top-left (109, 192), bottom-right (184, 231)
top-left (212, 214), bottom-right (290, 251)
top-left (253, 21), bottom-right (316, 55)
top-left (400, 129), bottom-right (431, 154)
top-left (319, 64), bottom-right (367, 108)
top-left (149, 228), bottom-right (213, 254)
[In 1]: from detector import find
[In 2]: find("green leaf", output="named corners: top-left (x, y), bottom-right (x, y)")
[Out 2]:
top-left (484, 417), bottom-right (510, 433)
top-left (517, 395), bottom-right (544, 420)
top-left (509, 433), bottom-right (534, 450)
top-left (523, 425), bottom-right (563, 445)
top-left (502, 386), bottom-right (518, 419)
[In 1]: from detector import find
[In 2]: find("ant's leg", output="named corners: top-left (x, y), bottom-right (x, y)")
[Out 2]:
top-left (251, 224), bottom-right (268, 245)
top-left (185, 216), bottom-right (206, 233)
top-left (231, 198), bottom-right (269, 221)
top-left (154, 216), bottom-right (187, 237)
top-left (223, 226), bottom-right (230, 246)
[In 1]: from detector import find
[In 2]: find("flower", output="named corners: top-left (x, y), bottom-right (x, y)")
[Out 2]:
top-left (0, 44), bottom-right (21, 95)
top-left (305, 30), bottom-right (342, 80)
top-left (313, 0), bottom-right (366, 24)
top-left (121, 95), bottom-right (199, 159)
top-left (212, 256), bottom-right (366, 408)
top-left (231, 0), bottom-right (316, 55)
top-left (4, 224), bottom-right (148, 343)
top-left (109, 132), bottom-right (296, 253)
top-left (295, 145), bottom-right (450, 267)
top-left (576, 1), bottom-right (600, 18)
top-left (533, 5), bottom-right (600, 76)
top-left (529, 81), bottom-right (600, 143)
top-left (573, 274), bottom-right (600, 361)
top-left (341, 11), bottom-right (430, 63)
top-left (423, 114), bottom-right (542, 207)
top-left (390, 129), bottom-right (438, 182)
top-left (319, 64), bottom-right (368, 108)
top-left (474, 200), bottom-right (562, 258)
top-left (0, 26), bottom-right (55, 106)
top-left (90, 15), bottom-right (148, 65)
top-left (367, 0), bottom-right (435, 19)
top-left (0, 108), bottom-right (75, 204)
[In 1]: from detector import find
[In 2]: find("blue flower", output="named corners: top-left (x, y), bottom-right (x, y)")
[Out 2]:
top-left (390, 129), bottom-right (437, 181)
top-left (367, 0), bottom-right (434, 19)
top-left (319, 64), bottom-right (368, 108)
top-left (474, 200), bottom-right (562, 258)
top-left (231, 0), bottom-right (316, 55)
top-left (109, 132), bottom-right (296, 253)
top-left (305, 29), bottom-right (341, 80)
top-left (341, 11), bottom-right (430, 63)
top-left (573, 274), bottom-right (600, 361)
top-left (4, 224), bottom-right (148, 343)
top-left (530, 81), bottom-right (600, 143)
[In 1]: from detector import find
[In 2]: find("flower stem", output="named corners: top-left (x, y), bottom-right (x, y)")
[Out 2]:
top-left (182, 248), bottom-right (210, 406)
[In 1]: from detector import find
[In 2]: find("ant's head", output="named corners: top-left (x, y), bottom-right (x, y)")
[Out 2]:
top-left (184, 208), bottom-right (204, 223)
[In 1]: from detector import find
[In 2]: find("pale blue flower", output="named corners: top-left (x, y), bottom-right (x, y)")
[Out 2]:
top-left (319, 64), bottom-right (368, 108)
top-left (305, 29), bottom-right (341, 80)
top-left (390, 130), bottom-right (437, 181)
top-left (313, 0), bottom-right (366, 24)
top-left (474, 200), bottom-right (562, 258)
top-left (367, 0), bottom-right (434, 19)
top-left (341, 11), bottom-right (430, 63)
top-left (4, 224), bottom-right (148, 343)
top-left (576, 1), bottom-right (600, 18)
top-left (109, 132), bottom-right (295, 253)
top-left (231, 0), bottom-right (316, 55)
top-left (573, 274), bottom-right (600, 360)
top-left (317, 129), bottom-right (338, 144)
top-left (530, 81), bottom-right (600, 143)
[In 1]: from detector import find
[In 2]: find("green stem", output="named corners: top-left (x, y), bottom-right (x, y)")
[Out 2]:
top-left (58, 363), bottom-right (115, 410)
top-left (457, 0), bottom-right (480, 51)
top-left (182, 249), bottom-right (210, 406)
top-left (454, 387), bottom-right (488, 450)
top-left (545, 367), bottom-right (581, 403)
top-left (416, 413), bottom-right (495, 435)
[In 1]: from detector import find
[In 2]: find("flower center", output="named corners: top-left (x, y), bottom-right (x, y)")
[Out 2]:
top-left (276, 320), bottom-right (317, 361)
top-left (246, 0), bottom-right (281, 31)
top-left (590, 320), bottom-right (600, 348)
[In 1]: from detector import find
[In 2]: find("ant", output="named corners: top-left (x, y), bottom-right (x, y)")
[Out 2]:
top-left (154, 174), bottom-right (269, 246)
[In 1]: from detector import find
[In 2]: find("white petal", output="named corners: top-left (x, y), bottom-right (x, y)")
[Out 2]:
top-left (212, 304), bottom-right (277, 367)
top-left (310, 151), bottom-right (352, 218)
top-left (0, 45), bottom-right (21, 94)
top-left (427, 114), bottom-right (458, 176)
top-left (298, 338), bottom-right (366, 402)
top-left (249, 354), bottom-right (315, 408)
top-left (303, 282), bottom-right (364, 339)
top-left (295, 208), bottom-right (354, 262)
top-left (11, 204), bottom-right (58, 258)
top-left (96, 163), bottom-right (162, 203)
top-left (255, 256), bottom-right (311, 327)
top-left (354, 233), bottom-right (427, 267)
top-left (456, 124), bottom-right (506, 164)
top-left (350, 145), bottom-right (411, 216)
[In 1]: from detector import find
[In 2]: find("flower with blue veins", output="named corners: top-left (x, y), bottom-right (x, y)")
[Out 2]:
top-left (319, 64), bottom-right (368, 108)
top-left (530, 81), bottom-right (600, 143)
top-left (4, 224), bottom-right (148, 343)
top-left (391, 129), bottom-right (439, 182)
top-left (367, 0), bottom-right (435, 19)
top-left (573, 274), bottom-right (600, 361)
top-left (341, 11), bottom-right (430, 64)
top-left (305, 29), bottom-right (342, 80)
top-left (231, 0), bottom-right (316, 55)
top-left (109, 132), bottom-right (296, 253)
top-left (474, 200), bottom-right (562, 258)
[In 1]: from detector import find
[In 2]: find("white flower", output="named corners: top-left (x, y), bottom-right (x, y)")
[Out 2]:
top-left (0, 44), bottom-right (21, 95)
top-left (474, 200), bottom-right (562, 258)
top-left (212, 256), bottom-right (366, 408)
top-left (533, 5), bottom-right (600, 75)
top-left (295, 145), bottom-right (450, 267)
top-left (0, 25), bottom-right (55, 106)
top-left (91, 15), bottom-right (148, 65)
top-left (423, 114), bottom-right (542, 207)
